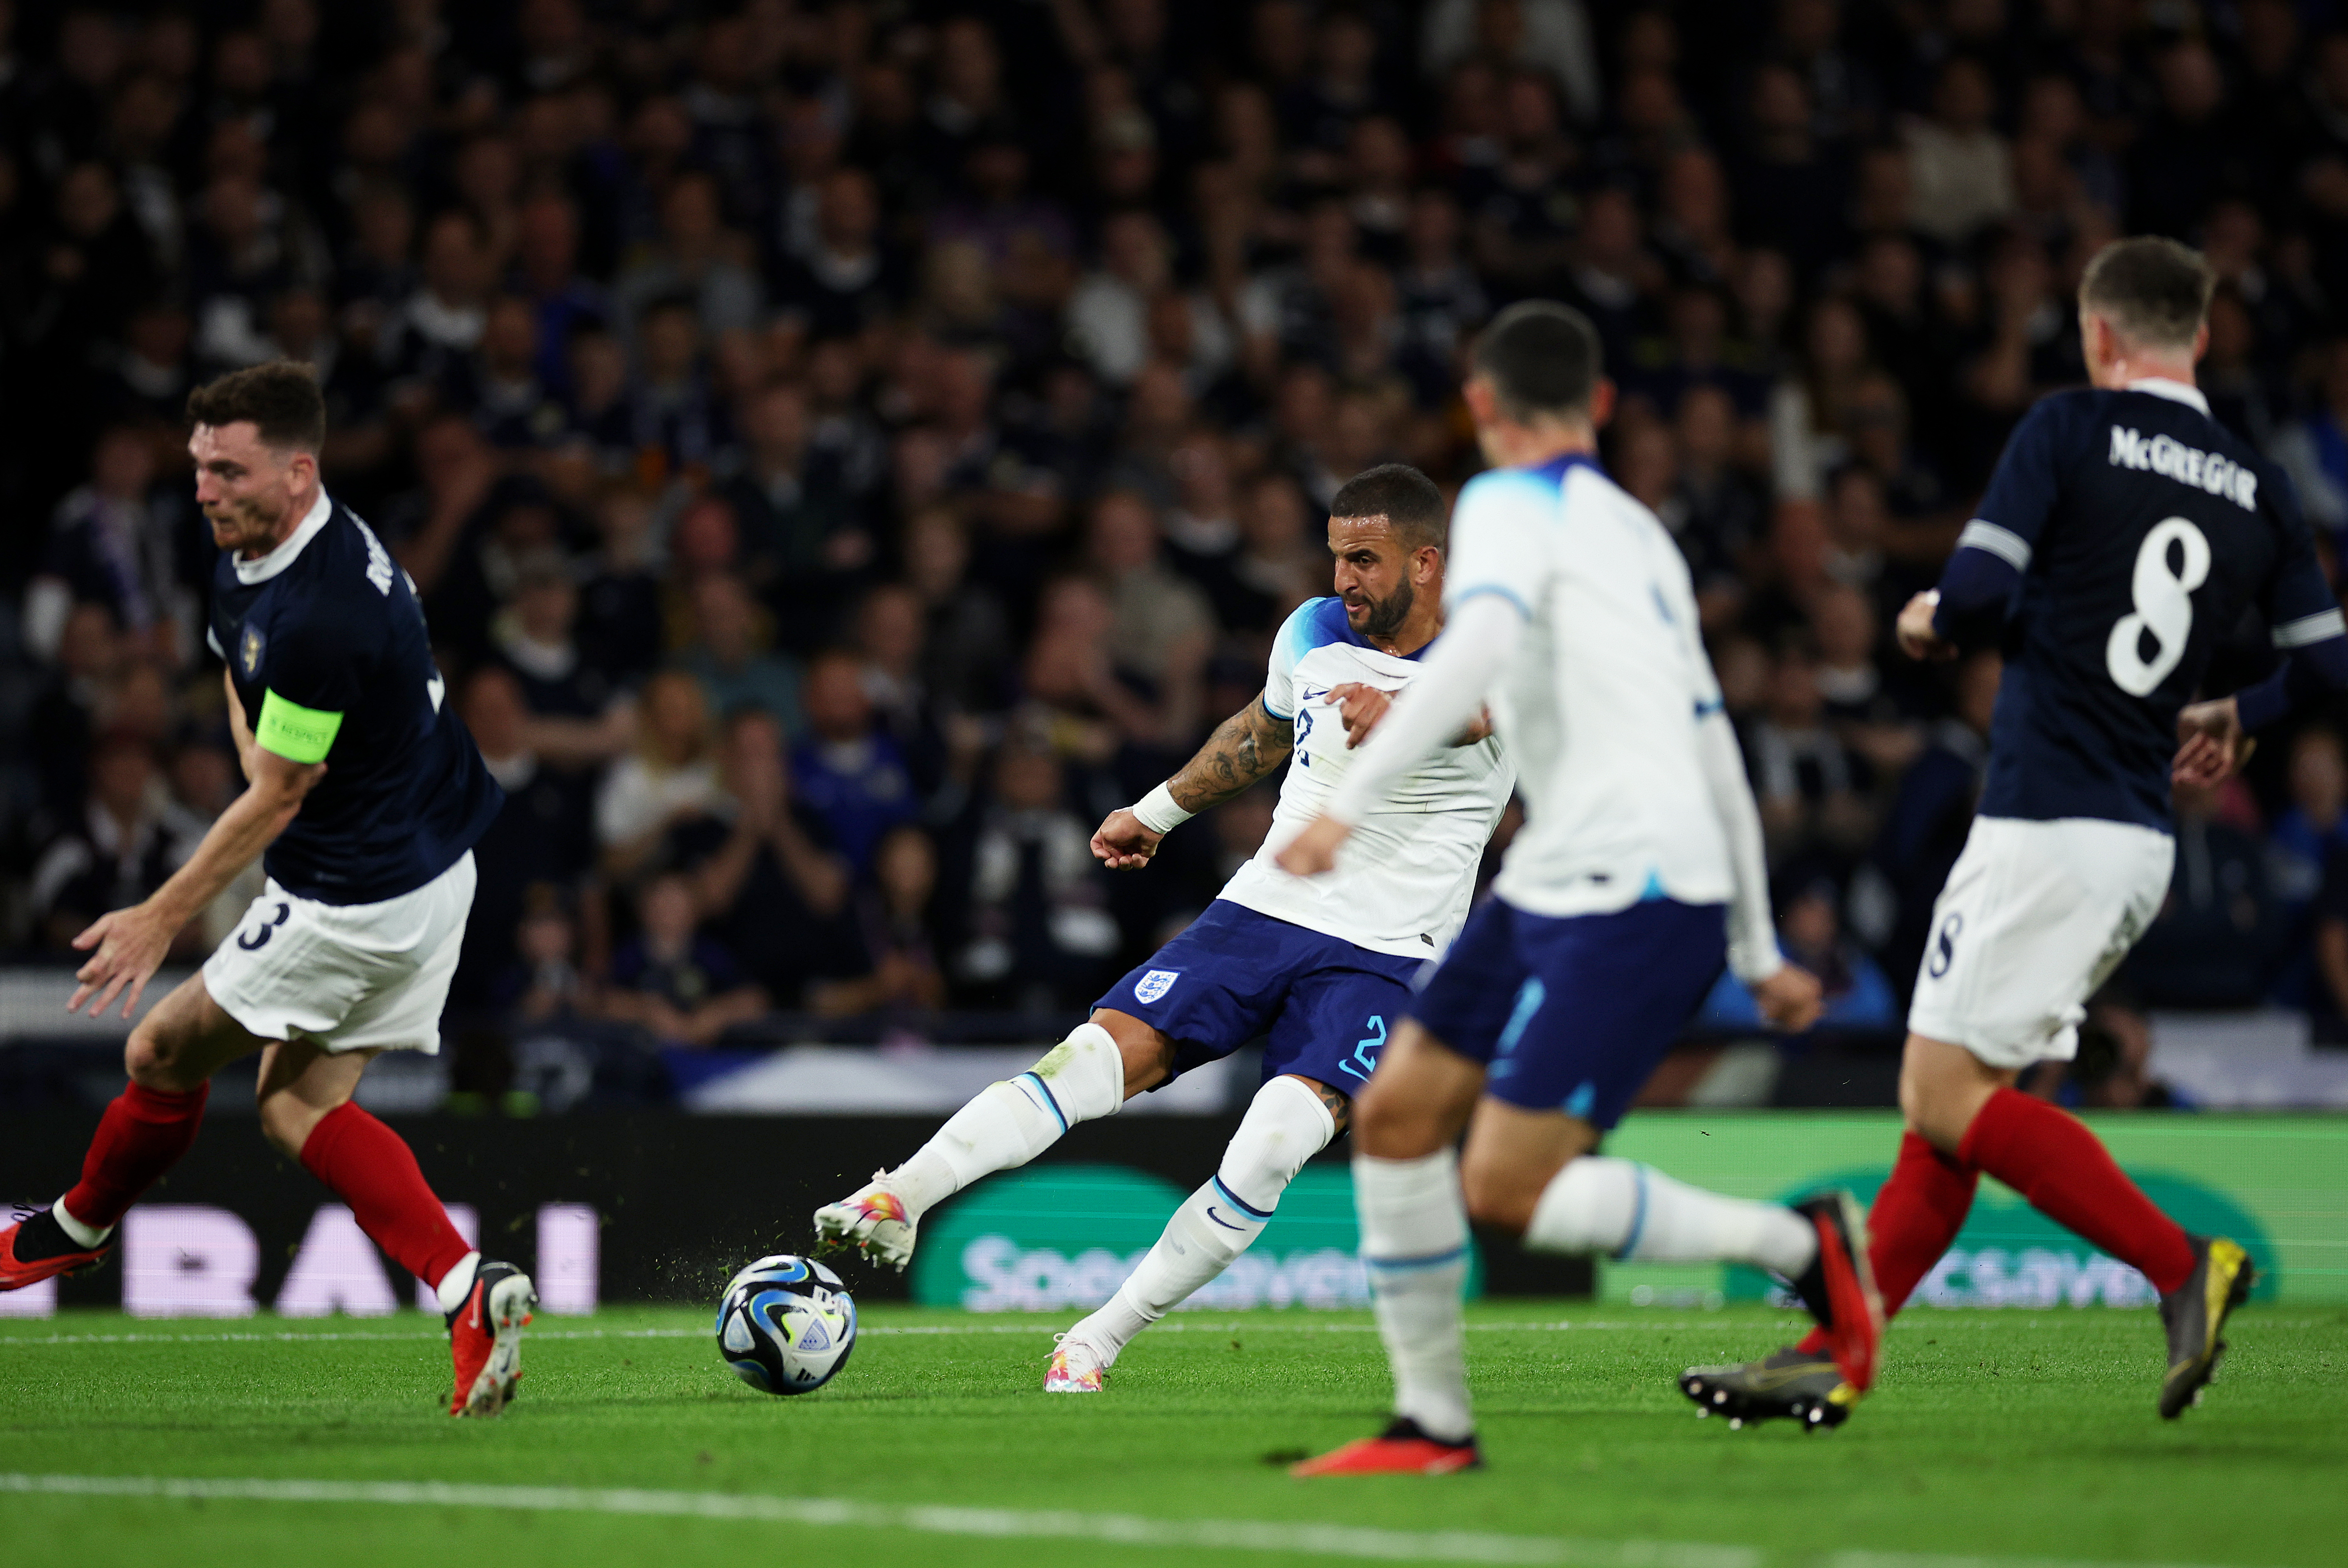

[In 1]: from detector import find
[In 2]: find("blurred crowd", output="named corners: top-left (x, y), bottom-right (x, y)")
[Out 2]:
top-left (9, 0), bottom-right (2348, 1084)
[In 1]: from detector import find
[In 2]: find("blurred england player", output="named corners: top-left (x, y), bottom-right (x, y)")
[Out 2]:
top-left (0, 363), bottom-right (534, 1417)
top-left (1275, 303), bottom-right (1878, 1475)
top-left (1683, 237), bottom-right (2339, 1429)
top-left (813, 466), bottom-right (1515, 1391)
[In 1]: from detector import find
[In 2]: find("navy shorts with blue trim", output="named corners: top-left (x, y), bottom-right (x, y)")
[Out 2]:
top-left (1095, 900), bottom-right (1424, 1094)
top-left (1409, 895), bottom-right (1726, 1129)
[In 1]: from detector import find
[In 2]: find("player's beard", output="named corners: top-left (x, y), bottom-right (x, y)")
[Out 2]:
top-left (1357, 579), bottom-right (1415, 641)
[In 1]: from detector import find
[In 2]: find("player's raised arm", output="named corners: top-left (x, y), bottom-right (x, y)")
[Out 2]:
top-left (1091, 691), bottom-right (1294, 870)
top-left (1900, 399), bottom-right (2066, 664)
top-left (69, 702), bottom-right (326, 1020)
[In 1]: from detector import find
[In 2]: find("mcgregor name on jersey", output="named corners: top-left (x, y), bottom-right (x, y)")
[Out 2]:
top-left (2107, 425), bottom-right (2257, 511)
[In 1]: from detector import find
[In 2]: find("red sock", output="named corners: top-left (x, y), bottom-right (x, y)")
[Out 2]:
top-left (1797, 1130), bottom-right (1979, 1355)
top-left (60, 1081), bottom-right (210, 1231)
top-left (1957, 1086), bottom-right (2195, 1296)
top-left (297, 1102), bottom-right (474, 1291)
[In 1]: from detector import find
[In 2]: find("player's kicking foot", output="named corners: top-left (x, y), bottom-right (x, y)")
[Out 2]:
top-left (0, 1207), bottom-right (110, 1289)
top-left (1291, 1419), bottom-right (1482, 1476)
top-left (1786, 1189), bottom-right (1884, 1392)
top-left (1044, 1331), bottom-right (1108, 1393)
top-left (2158, 1233), bottom-right (2254, 1420)
top-left (813, 1172), bottom-right (918, 1270)
top-left (1679, 1346), bottom-right (1859, 1431)
top-left (447, 1260), bottom-right (536, 1417)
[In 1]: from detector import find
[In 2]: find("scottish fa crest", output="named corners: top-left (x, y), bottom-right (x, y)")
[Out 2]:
top-left (239, 625), bottom-right (264, 678)
top-left (1134, 969), bottom-right (1179, 1004)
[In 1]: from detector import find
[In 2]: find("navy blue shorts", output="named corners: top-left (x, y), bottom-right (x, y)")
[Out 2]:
top-left (1095, 900), bottom-right (1425, 1095)
top-left (1409, 896), bottom-right (1726, 1130)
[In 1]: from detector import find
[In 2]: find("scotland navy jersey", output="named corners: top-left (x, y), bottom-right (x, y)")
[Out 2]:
top-left (1937, 381), bottom-right (2340, 830)
top-left (207, 492), bottom-right (502, 903)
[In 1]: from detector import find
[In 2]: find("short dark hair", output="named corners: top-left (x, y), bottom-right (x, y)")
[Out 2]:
top-left (185, 361), bottom-right (326, 453)
top-left (1329, 462), bottom-right (1448, 550)
top-left (1470, 300), bottom-right (1602, 422)
top-left (2078, 236), bottom-right (2215, 351)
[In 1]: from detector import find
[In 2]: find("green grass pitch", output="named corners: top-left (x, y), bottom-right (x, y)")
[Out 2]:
top-left (4, 1301), bottom-right (2343, 1568)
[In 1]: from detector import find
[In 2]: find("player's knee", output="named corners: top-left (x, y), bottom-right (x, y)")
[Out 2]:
top-left (1352, 1074), bottom-right (1435, 1157)
top-left (124, 1026), bottom-right (189, 1090)
top-left (1218, 1076), bottom-right (1341, 1212)
top-left (1459, 1158), bottom-right (1536, 1237)
top-left (255, 1093), bottom-right (320, 1159)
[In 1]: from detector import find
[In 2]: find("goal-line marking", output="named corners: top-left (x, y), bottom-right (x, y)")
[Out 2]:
top-left (0, 1474), bottom-right (2259, 1568)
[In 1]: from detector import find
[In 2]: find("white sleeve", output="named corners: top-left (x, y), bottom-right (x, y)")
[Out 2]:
top-left (1262, 599), bottom-right (1319, 721)
top-left (1323, 592), bottom-right (1522, 825)
top-left (1697, 709), bottom-right (1783, 983)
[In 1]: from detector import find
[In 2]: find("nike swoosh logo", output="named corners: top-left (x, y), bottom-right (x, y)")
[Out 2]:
top-left (1205, 1207), bottom-right (1246, 1231)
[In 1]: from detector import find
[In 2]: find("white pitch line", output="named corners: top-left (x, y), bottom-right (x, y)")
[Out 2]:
top-left (0, 1320), bottom-right (1808, 1348)
top-left (1, 1315), bottom-right (2313, 1350)
top-left (0, 1473), bottom-right (1751, 1568)
top-left (0, 1475), bottom-right (2279, 1568)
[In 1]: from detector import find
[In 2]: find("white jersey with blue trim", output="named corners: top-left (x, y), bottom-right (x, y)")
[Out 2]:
top-left (1218, 597), bottom-right (1514, 960)
top-left (1445, 454), bottom-right (1735, 918)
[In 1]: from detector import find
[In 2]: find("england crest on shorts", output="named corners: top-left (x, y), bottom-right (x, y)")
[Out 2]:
top-left (1134, 969), bottom-right (1179, 1004)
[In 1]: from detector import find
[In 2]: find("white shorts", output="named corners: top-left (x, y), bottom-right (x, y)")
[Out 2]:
top-left (1906, 817), bottom-right (2173, 1070)
top-left (202, 852), bottom-right (476, 1055)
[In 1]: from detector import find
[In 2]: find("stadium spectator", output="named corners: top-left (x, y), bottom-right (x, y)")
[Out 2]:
top-left (954, 734), bottom-right (1119, 1010)
top-left (596, 669), bottom-right (724, 879)
top-left (791, 647), bottom-right (919, 876)
top-left (601, 870), bottom-right (767, 1049)
top-left (30, 731), bottom-right (200, 956)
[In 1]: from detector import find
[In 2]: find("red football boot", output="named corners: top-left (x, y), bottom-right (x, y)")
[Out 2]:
top-left (0, 1209), bottom-right (110, 1290)
top-left (1789, 1190), bottom-right (1885, 1393)
top-left (445, 1260), bottom-right (538, 1417)
top-left (1291, 1419), bottom-right (1482, 1476)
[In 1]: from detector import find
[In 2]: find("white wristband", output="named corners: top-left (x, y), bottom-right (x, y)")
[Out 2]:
top-left (1131, 781), bottom-right (1193, 835)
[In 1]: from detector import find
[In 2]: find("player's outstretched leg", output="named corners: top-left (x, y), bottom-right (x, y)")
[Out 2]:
top-left (1517, 1152), bottom-right (1882, 1412)
top-left (260, 1041), bottom-right (531, 1416)
top-left (1681, 1128), bottom-right (1974, 1428)
top-left (1, 976), bottom-right (237, 1290)
top-left (816, 1021), bottom-right (1130, 1270)
top-left (1049, 1074), bottom-right (1339, 1391)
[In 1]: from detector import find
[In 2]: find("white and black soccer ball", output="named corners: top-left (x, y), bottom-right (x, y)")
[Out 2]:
top-left (715, 1254), bottom-right (857, 1396)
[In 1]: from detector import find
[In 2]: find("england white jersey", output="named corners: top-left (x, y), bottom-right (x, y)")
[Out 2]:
top-left (1218, 597), bottom-right (1514, 960)
top-left (1445, 455), bottom-right (1735, 918)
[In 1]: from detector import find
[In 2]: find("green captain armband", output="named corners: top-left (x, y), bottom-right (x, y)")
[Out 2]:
top-left (255, 689), bottom-right (344, 763)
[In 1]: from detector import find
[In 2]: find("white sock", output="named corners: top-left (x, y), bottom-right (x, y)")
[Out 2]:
top-left (1525, 1156), bottom-right (1816, 1276)
top-left (52, 1196), bottom-right (112, 1250)
top-left (1074, 1075), bottom-right (1337, 1360)
top-left (1355, 1149), bottom-right (1474, 1444)
top-left (434, 1251), bottom-right (483, 1315)
top-left (891, 1023), bottom-right (1126, 1222)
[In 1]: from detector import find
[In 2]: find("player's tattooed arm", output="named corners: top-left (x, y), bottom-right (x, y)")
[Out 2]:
top-left (1095, 693), bottom-right (1294, 870)
top-left (1169, 692), bottom-right (1296, 812)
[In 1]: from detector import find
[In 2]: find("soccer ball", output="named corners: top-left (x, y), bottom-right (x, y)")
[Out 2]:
top-left (715, 1254), bottom-right (858, 1396)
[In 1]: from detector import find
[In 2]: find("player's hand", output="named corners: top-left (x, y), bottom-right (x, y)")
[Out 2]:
top-left (1896, 591), bottom-right (1956, 662)
top-left (1275, 814), bottom-right (1352, 877)
top-left (2173, 696), bottom-right (2253, 786)
top-left (1328, 682), bottom-right (1391, 748)
top-left (67, 900), bottom-right (179, 1020)
top-left (1751, 963), bottom-right (1824, 1033)
top-left (1091, 807), bottom-right (1164, 870)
